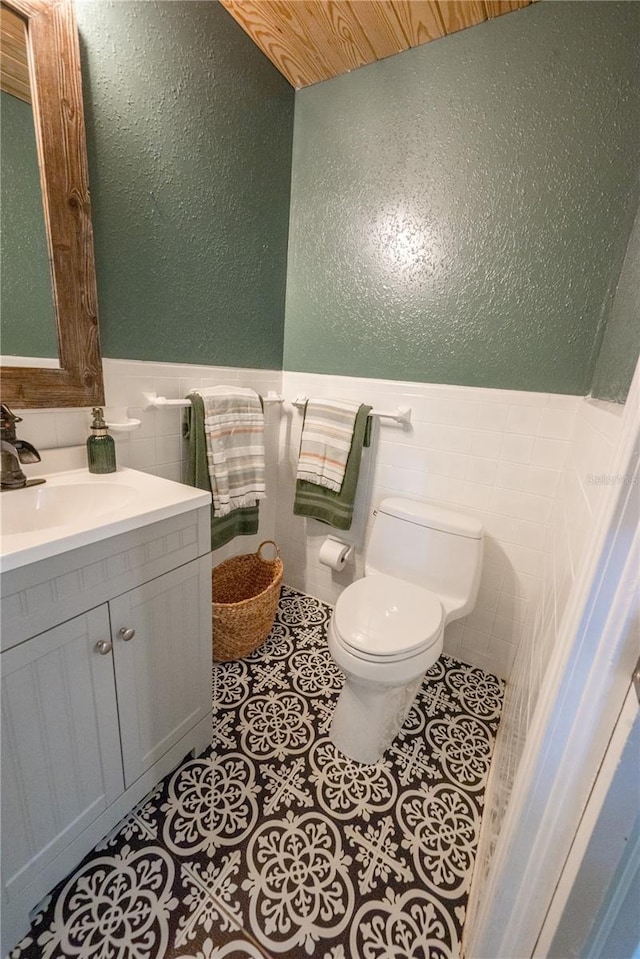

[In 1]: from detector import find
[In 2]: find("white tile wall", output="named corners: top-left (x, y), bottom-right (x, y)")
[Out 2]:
top-left (277, 371), bottom-right (581, 679)
top-left (470, 392), bottom-right (628, 919)
top-left (13, 359), bottom-right (625, 685)
top-left (536, 397), bottom-right (624, 691)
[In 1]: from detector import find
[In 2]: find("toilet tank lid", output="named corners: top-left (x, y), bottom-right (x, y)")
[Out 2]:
top-left (378, 497), bottom-right (484, 539)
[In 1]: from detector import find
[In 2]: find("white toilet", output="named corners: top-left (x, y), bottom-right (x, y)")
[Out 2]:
top-left (327, 496), bottom-right (484, 763)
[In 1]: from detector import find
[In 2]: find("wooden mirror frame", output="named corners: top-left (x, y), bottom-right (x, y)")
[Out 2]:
top-left (1, 0), bottom-right (104, 408)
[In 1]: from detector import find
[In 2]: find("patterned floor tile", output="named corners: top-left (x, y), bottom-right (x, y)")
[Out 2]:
top-left (10, 586), bottom-right (503, 959)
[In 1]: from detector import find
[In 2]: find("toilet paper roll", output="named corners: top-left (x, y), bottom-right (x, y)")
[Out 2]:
top-left (319, 537), bottom-right (353, 571)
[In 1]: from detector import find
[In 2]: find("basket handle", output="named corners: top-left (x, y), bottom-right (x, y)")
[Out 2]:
top-left (257, 540), bottom-right (280, 561)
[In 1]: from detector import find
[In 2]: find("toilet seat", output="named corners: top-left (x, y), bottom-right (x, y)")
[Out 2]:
top-left (333, 573), bottom-right (443, 663)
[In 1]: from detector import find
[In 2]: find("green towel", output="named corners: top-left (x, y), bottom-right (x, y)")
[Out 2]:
top-left (293, 404), bottom-right (372, 530)
top-left (183, 394), bottom-right (259, 550)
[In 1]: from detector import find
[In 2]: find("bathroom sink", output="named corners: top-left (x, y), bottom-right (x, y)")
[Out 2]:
top-left (0, 466), bottom-right (211, 571)
top-left (1, 482), bottom-right (136, 535)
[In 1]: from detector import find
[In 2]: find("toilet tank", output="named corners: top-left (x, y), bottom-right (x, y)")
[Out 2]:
top-left (366, 497), bottom-right (484, 621)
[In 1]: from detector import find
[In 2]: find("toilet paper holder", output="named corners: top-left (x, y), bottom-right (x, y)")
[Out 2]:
top-left (319, 536), bottom-right (354, 570)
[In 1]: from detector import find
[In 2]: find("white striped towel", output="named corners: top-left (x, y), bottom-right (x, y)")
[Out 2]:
top-left (191, 386), bottom-right (266, 517)
top-left (296, 398), bottom-right (361, 492)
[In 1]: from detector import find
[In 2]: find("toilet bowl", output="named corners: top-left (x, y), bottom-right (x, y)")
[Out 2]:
top-left (327, 497), bottom-right (483, 764)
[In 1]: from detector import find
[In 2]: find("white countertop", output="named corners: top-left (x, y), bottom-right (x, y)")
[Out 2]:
top-left (0, 466), bottom-right (211, 572)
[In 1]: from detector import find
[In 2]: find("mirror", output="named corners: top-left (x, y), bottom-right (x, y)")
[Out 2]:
top-left (1, 4), bottom-right (58, 367)
top-left (0, 0), bottom-right (104, 408)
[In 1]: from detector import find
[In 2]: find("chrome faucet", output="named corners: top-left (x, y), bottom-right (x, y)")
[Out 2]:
top-left (0, 404), bottom-right (44, 491)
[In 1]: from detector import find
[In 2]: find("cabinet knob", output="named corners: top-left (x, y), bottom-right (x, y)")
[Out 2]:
top-left (96, 639), bottom-right (113, 655)
top-left (119, 627), bottom-right (136, 642)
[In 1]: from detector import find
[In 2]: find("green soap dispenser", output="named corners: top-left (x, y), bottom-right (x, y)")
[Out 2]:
top-left (87, 407), bottom-right (116, 474)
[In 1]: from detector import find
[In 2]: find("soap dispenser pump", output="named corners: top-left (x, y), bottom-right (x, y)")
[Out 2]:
top-left (87, 407), bottom-right (116, 474)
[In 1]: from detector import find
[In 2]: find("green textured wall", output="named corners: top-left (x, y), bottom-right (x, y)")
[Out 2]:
top-left (74, 0), bottom-right (294, 369)
top-left (0, 92), bottom-right (57, 359)
top-left (591, 207), bottom-right (640, 403)
top-left (284, 1), bottom-right (640, 394)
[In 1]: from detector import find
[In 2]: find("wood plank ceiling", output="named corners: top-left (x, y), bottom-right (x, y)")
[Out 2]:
top-left (219, 0), bottom-right (533, 88)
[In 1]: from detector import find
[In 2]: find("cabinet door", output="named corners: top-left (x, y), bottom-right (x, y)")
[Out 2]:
top-left (110, 558), bottom-right (212, 787)
top-left (1, 607), bottom-right (123, 901)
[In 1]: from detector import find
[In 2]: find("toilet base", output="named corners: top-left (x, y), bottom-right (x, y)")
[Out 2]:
top-left (329, 672), bottom-right (425, 764)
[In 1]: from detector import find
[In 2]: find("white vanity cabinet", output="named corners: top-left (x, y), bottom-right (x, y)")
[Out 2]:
top-left (111, 561), bottom-right (210, 787)
top-left (1, 607), bottom-right (124, 913)
top-left (1, 498), bottom-right (212, 955)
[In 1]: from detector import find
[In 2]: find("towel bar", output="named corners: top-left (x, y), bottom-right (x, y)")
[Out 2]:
top-left (142, 391), bottom-right (285, 410)
top-left (292, 395), bottom-right (411, 425)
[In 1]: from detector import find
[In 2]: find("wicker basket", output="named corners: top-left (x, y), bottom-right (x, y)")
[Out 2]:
top-left (212, 540), bottom-right (283, 662)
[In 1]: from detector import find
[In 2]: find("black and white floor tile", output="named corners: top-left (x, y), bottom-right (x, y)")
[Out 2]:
top-left (11, 586), bottom-right (504, 959)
